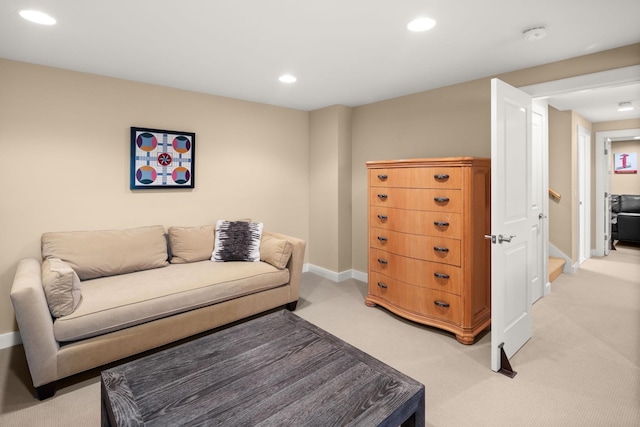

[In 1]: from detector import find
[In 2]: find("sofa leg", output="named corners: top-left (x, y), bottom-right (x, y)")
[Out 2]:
top-left (286, 300), bottom-right (298, 311)
top-left (36, 382), bottom-right (56, 400)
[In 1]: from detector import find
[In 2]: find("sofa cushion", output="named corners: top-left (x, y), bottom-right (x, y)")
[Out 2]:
top-left (212, 220), bottom-right (263, 262)
top-left (52, 260), bottom-right (289, 342)
top-left (42, 226), bottom-right (168, 280)
top-left (260, 234), bottom-right (293, 269)
top-left (168, 226), bottom-right (215, 264)
top-left (620, 194), bottom-right (640, 213)
top-left (42, 258), bottom-right (82, 317)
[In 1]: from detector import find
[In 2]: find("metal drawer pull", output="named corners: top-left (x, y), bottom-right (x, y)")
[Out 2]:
top-left (434, 272), bottom-right (450, 279)
top-left (377, 174), bottom-right (388, 180)
top-left (377, 214), bottom-right (388, 220)
top-left (378, 194), bottom-right (388, 199)
top-left (434, 300), bottom-right (450, 308)
top-left (433, 246), bottom-right (449, 253)
top-left (377, 282), bottom-right (388, 289)
top-left (377, 258), bottom-right (388, 265)
top-left (434, 174), bottom-right (449, 180)
top-left (377, 236), bottom-right (388, 242)
top-left (434, 221), bottom-right (449, 227)
top-left (434, 197), bottom-right (450, 203)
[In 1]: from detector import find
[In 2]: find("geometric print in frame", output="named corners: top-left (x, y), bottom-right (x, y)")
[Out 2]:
top-left (130, 127), bottom-right (196, 189)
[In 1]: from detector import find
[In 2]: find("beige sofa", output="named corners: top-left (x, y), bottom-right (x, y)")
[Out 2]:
top-left (10, 224), bottom-right (305, 400)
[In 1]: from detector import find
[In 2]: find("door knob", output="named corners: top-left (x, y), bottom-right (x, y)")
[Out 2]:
top-left (484, 234), bottom-right (515, 244)
top-left (498, 234), bottom-right (515, 243)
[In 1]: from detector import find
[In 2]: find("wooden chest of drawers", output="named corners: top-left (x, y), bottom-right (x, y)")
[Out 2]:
top-left (365, 157), bottom-right (491, 344)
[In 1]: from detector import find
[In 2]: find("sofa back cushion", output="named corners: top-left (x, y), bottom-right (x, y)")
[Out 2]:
top-left (620, 194), bottom-right (640, 213)
top-left (168, 226), bottom-right (215, 264)
top-left (42, 225), bottom-right (168, 280)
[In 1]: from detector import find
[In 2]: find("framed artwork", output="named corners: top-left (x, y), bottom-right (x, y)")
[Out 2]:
top-left (130, 127), bottom-right (195, 189)
top-left (614, 152), bottom-right (637, 174)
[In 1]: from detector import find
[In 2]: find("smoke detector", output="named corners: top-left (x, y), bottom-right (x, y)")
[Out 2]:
top-left (523, 26), bottom-right (547, 42)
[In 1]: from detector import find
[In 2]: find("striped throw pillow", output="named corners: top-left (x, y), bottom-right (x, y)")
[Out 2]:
top-left (212, 220), bottom-right (263, 262)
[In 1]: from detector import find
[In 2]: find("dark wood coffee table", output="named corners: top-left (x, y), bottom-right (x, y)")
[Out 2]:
top-left (101, 310), bottom-right (424, 426)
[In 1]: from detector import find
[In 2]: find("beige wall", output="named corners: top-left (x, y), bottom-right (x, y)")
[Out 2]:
top-left (337, 107), bottom-right (353, 273)
top-left (351, 79), bottom-right (492, 272)
top-left (611, 140), bottom-right (640, 194)
top-left (2, 43), bottom-right (639, 336)
top-left (309, 105), bottom-right (353, 273)
top-left (548, 107), bottom-right (573, 257)
top-left (0, 59), bottom-right (309, 334)
top-left (351, 44), bottom-right (640, 273)
top-left (309, 105), bottom-right (353, 274)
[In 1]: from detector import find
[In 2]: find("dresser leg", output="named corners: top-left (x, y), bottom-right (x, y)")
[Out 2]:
top-left (365, 300), bottom-right (377, 307)
top-left (455, 334), bottom-right (475, 345)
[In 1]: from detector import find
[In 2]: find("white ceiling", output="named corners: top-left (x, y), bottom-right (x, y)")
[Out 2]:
top-left (543, 82), bottom-right (640, 123)
top-left (2, 0), bottom-right (640, 120)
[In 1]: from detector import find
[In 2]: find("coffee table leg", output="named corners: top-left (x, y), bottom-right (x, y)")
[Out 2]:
top-left (401, 391), bottom-right (425, 427)
top-left (101, 395), bottom-right (112, 427)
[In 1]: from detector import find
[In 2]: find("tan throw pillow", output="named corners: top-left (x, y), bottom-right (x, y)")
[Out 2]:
top-left (168, 226), bottom-right (215, 264)
top-left (42, 258), bottom-right (82, 317)
top-left (260, 234), bottom-right (293, 269)
top-left (42, 225), bottom-right (168, 280)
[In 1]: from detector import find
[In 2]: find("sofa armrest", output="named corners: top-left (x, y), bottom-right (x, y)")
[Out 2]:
top-left (10, 258), bottom-right (60, 388)
top-left (263, 231), bottom-right (306, 303)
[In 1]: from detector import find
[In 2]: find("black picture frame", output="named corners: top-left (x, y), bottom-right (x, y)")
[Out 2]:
top-left (130, 127), bottom-right (195, 189)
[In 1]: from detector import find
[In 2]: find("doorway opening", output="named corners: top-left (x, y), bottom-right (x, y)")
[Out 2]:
top-left (520, 65), bottom-right (640, 262)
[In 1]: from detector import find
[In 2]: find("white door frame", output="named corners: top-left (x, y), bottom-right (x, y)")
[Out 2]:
top-left (595, 129), bottom-right (640, 255)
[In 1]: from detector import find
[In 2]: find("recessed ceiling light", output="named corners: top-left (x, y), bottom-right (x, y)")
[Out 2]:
top-left (279, 74), bottom-right (297, 84)
top-left (407, 17), bottom-right (436, 32)
top-left (617, 101), bottom-right (634, 112)
top-left (19, 10), bottom-right (56, 25)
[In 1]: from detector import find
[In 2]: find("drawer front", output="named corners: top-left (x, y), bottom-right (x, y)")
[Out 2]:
top-left (369, 272), bottom-right (461, 324)
top-left (370, 167), bottom-right (461, 189)
top-left (370, 228), bottom-right (461, 266)
top-left (369, 249), bottom-right (461, 295)
top-left (370, 187), bottom-right (462, 212)
top-left (370, 206), bottom-right (461, 239)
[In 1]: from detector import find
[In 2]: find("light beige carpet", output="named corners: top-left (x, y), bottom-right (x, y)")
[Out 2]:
top-left (1, 243), bottom-right (638, 426)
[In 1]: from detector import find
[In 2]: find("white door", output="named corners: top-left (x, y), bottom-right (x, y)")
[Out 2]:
top-left (490, 79), bottom-right (535, 372)
top-left (531, 103), bottom-right (547, 303)
top-left (578, 126), bottom-right (591, 264)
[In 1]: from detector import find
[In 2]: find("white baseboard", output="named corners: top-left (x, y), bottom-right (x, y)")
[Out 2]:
top-left (0, 331), bottom-right (22, 350)
top-left (351, 269), bottom-right (367, 283)
top-left (306, 264), bottom-right (367, 283)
